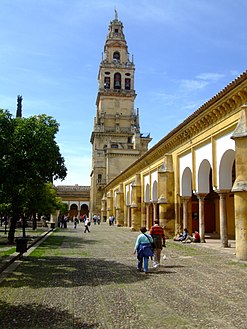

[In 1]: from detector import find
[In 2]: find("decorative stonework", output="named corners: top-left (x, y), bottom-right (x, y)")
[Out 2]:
top-left (90, 14), bottom-right (152, 214)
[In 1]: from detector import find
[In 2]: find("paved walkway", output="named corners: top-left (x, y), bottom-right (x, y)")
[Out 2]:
top-left (0, 222), bottom-right (246, 329)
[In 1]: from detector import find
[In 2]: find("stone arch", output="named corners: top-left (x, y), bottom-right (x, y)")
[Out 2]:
top-left (152, 180), bottom-right (158, 202)
top-left (80, 204), bottom-right (89, 217)
top-left (144, 183), bottom-right (150, 203)
top-left (114, 72), bottom-right (121, 89)
top-left (113, 51), bottom-right (120, 61)
top-left (219, 149), bottom-right (235, 190)
top-left (198, 159), bottom-right (211, 194)
top-left (69, 203), bottom-right (78, 219)
top-left (218, 149), bottom-right (235, 239)
top-left (126, 190), bottom-right (130, 205)
top-left (181, 167), bottom-right (192, 197)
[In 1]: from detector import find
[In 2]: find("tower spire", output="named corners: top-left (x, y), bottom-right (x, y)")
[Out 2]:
top-left (16, 95), bottom-right (23, 118)
top-left (90, 14), bottom-right (152, 216)
top-left (114, 8), bottom-right (118, 20)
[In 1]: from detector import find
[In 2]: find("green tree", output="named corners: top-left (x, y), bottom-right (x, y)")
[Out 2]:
top-left (0, 109), bottom-right (15, 203)
top-left (0, 110), bottom-right (67, 243)
top-left (58, 201), bottom-right (68, 216)
top-left (25, 182), bottom-right (65, 230)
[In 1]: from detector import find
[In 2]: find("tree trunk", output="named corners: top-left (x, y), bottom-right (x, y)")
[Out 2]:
top-left (8, 215), bottom-right (18, 244)
top-left (32, 213), bottom-right (37, 230)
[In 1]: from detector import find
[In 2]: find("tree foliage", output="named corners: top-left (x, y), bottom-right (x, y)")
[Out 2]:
top-left (0, 109), bottom-right (67, 242)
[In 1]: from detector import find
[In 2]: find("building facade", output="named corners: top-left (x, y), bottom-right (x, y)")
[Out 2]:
top-left (102, 71), bottom-right (247, 261)
top-left (90, 12), bottom-right (152, 217)
top-left (56, 185), bottom-right (90, 220)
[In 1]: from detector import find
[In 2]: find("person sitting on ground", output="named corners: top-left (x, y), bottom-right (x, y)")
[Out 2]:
top-left (174, 228), bottom-right (188, 241)
top-left (183, 230), bottom-right (201, 243)
top-left (150, 219), bottom-right (166, 268)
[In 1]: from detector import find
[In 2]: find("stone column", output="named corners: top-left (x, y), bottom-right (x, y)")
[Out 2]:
top-left (216, 190), bottom-right (229, 248)
top-left (182, 196), bottom-right (190, 231)
top-left (196, 193), bottom-right (206, 242)
top-left (129, 174), bottom-right (141, 231)
top-left (158, 195), bottom-right (167, 228)
top-left (157, 155), bottom-right (175, 236)
top-left (130, 202), bottom-right (138, 231)
top-left (140, 202), bottom-right (146, 227)
top-left (144, 203), bottom-right (150, 228)
top-left (101, 195), bottom-right (107, 222)
top-left (115, 186), bottom-right (124, 226)
top-left (106, 191), bottom-right (113, 220)
top-left (153, 202), bottom-right (157, 222)
top-left (231, 104), bottom-right (247, 260)
top-left (127, 206), bottom-right (131, 227)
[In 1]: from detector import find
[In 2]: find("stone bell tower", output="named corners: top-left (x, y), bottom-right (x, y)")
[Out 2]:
top-left (90, 11), bottom-right (152, 216)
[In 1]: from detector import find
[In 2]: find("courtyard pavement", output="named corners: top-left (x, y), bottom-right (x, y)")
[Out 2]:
top-left (0, 222), bottom-right (246, 329)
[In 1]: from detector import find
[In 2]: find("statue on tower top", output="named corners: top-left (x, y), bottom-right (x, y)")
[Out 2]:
top-left (114, 8), bottom-right (118, 20)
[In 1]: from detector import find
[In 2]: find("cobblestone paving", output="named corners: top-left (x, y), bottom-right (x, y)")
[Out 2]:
top-left (0, 222), bottom-right (246, 329)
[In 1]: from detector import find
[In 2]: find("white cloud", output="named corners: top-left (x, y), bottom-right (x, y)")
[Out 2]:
top-left (179, 79), bottom-right (209, 91)
top-left (196, 73), bottom-right (225, 82)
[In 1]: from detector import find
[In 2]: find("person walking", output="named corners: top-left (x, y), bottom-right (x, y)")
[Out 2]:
top-left (74, 216), bottom-right (79, 229)
top-left (84, 216), bottom-right (90, 233)
top-left (150, 219), bottom-right (166, 268)
top-left (134, 227), bottom-right (154, 275)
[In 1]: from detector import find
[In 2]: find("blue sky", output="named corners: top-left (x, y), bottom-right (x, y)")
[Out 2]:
top-left (1, 0), bottom-right (246, 186)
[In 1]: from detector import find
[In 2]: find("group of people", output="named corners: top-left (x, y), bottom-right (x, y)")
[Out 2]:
top-left (134, 221), bottom-right (201, 274)
top-left (58, 215), bottom-right (68, 228)
top-left (93, 214), bottom-right (101, 225)
top-left (108, 215), bottom-right (115, 226)
top-left (174, 228), bottom-right (201, 243)
top-left (58, 214), bottom-right (95, 233)
top-left (134, 219), bottom-right (166, 275)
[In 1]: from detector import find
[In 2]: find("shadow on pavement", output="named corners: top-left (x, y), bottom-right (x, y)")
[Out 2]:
top-left (1, 256), bottom-right (178, 288)
top-left (0, 301), bottom-right (97, 329)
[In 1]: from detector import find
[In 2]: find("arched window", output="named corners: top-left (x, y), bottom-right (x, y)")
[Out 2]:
top-left (113, 51), bottom-right (120, 61)
top-left (97, 174), bottom-right (102, 183)
top-left (104, 77), bottom-right (110, 89)
top-left (125, 78), bottom-right (131, 90)
top-left (114, 73), bottom-right (121, 89)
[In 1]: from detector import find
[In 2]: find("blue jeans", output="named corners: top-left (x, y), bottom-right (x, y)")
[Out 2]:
top-left (138, 256), bottom-right (149, 272)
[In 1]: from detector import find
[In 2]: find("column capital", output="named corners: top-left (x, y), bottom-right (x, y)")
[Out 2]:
top-left (130, 202), bottom-right (137, 208)
top-left (158, 194), bottom-right (167, 204)
top-left (181, 196), bottom-right (191, 202)
top-left (215, 189), bottom-right (230, 196)
top-left (232, 180), bottom-right (247, 193)
top-left (195, 193), bottom-right (207, 199)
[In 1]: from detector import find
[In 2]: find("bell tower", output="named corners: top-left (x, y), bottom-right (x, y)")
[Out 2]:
top-left (90, 11), bottom-right (152, 216)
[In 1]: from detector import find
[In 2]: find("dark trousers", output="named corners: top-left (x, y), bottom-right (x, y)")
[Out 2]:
top-left (84, 225), bottom-right (90, 233)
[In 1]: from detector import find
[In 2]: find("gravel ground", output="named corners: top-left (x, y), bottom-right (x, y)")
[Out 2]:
top-left (0, 222), bottom-right (246, 329)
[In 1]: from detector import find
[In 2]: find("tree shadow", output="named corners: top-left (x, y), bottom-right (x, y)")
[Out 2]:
top-left (38, 233), bottom-right (102, 249)
top-left (0, 256), bottom-right (151, 289)
top-left (0, 301), bottom-right (98, 329)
